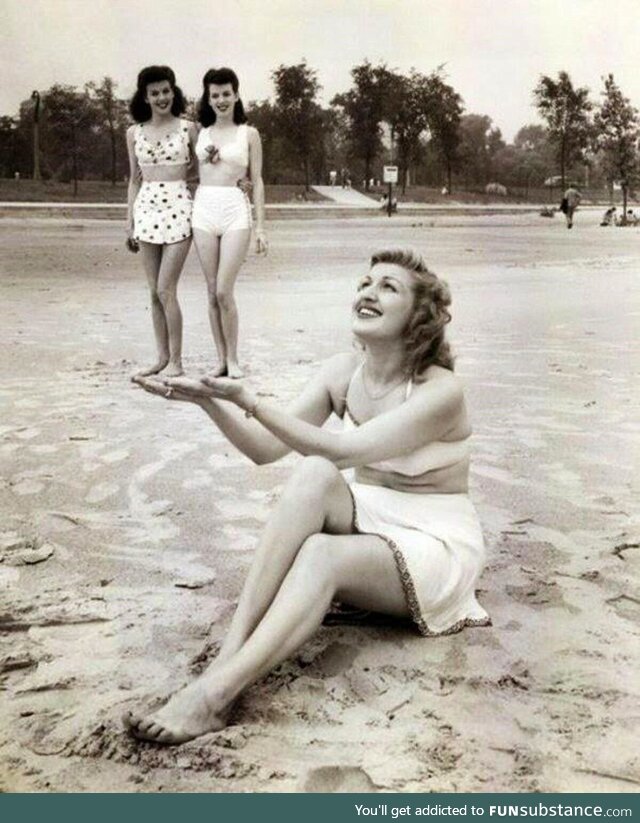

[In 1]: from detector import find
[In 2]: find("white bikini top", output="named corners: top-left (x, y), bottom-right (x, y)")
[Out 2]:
top-left (343, 365), bottom-right (470, 477)
top-left (134, 120), bottom-right (191, 167)
top-left (196, 124), bottom-right (249, 173)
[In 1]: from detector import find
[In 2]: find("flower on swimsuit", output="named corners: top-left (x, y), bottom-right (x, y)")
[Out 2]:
top-left (204, 145), bottom-right (220, 164)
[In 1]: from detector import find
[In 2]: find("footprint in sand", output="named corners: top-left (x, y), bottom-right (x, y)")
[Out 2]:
top-left (302, 765), bottom-right (377, 793)
top-left (182, 470), bottom-right (213, 490)
top-left (85, 482), bottom-right (120, 503)
top-left (307, 642), bottom-right (361, 678)
top-left (15, 427), bottom-right (41, 440)
top-left (100, 449), bottom-right (130, 464)
top-left (13, 480), bottom-right (45, 496)
top-left (29, 445), bottom-right (59, 455)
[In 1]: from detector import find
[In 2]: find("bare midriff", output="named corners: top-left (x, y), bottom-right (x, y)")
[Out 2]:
top-left (139, 163), bottom-right (189, 183)
top-left (354, 457), bottom-right (470, 494)
top-left (198, 166), bottom-right (245, 187)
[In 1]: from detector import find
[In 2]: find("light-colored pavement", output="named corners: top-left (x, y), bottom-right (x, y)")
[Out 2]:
top-left (311, 185), bottom-right (380, 206)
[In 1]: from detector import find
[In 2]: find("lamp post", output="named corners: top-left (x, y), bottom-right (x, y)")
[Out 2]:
top-left (31, 90), bottom-right (41, 181)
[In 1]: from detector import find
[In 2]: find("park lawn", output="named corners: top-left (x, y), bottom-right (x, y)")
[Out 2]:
top-left (0, 179), bottom-right (329, 204)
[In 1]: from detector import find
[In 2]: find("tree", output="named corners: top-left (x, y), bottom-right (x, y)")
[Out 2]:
top-left (383, 70), bottom-right (436, 193)
top-left (331, 61), bottom-right (391, 189)
top-left (533, 71), bottom-right (592, 190)
top-left (271, 61), bottom-right (324, 191)
top-left (426, 76), bottom-right (463, 193)
top-left (87, 77), bottom-right (127, 185)
top-left (457, 114), bottom-right (504, 187)
top-left (43, 84), bottom-right (98, 193)
top-left (593, 74), bottom-right (640, 223)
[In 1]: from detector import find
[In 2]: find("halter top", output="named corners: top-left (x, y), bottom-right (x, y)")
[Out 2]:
top-left (343, 365), bottom-right (470, 477)
top-left (196, 124), bottom-right (249, 175)
top-left (134, 119), bottom-right (191, 167)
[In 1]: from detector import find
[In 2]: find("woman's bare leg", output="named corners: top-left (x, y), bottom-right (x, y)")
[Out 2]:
top-left (215, 229), bottom-right (251, 378)
top-left (217, 457), bottom-right (354, 663)
top-left (136, 242), bottom-right (168, 377)
top-left (156, 238), bottom-right (190, 377)
top-left (124, 531), bottom-right (408, 744)
top-left (192, 229), bottom-right (226, 375)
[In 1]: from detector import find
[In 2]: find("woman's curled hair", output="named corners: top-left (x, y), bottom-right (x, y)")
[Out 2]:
top-left (370, 248), bottom-right (454, 377)
top-left (129, 65), bottom-right (186, 123)
top-left (198, 67), bottom-right (248, 126)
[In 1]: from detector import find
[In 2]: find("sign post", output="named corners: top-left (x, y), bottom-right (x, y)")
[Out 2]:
top-left (383, 165), bottom-right (398, 217)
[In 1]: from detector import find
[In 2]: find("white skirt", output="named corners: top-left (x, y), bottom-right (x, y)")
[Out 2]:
top-left (348, 482), bottom-right (491, 637)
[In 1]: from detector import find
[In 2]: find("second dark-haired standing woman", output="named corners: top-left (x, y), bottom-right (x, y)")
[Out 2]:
top-left (194, 68), bottom-right (267, 379)
top-left (126, 65), bottom-right (198, 377)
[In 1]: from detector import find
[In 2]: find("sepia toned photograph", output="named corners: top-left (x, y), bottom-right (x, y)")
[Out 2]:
top-left (1, 0), bottom-right (638, 794)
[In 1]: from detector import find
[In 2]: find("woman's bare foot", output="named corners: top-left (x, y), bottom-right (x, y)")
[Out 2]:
top-left (210, 363), bottom-right (228, 378)
top-left (132, 359), bottom-right (169, 380)
top-left (162, 361), bottom-right (184, 378)
top-left (123, 679), bottom-right (229, 745)
top-left (226, 362), bottom-right (244, 379)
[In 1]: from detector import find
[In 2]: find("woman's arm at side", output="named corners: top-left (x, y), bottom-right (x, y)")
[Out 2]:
top-left (186, 121), bottom-right (199, 188)
top-left (227, 371), bottom-right (464, 470)
top-left (248, 127), bottom-right (267, 251)
top-left (125, 126), bottom-right (141, 236)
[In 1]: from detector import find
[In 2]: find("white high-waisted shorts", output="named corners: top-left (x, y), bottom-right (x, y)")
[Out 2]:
top-left (192, 186), bottom-right (252, 236)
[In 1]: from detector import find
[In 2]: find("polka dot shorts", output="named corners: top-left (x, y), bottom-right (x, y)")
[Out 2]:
top-left (133, 180), bottom-right (192, 245)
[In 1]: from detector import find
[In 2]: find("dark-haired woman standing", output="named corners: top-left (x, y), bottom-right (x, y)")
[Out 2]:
top-left (126, 65), bottom-right (197, 377)
top-left (192, 67), bottom-right (267, 379)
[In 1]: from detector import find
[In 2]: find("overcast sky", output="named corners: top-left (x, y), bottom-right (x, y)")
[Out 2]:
top-left (2, 0), bottom-right (639, 141)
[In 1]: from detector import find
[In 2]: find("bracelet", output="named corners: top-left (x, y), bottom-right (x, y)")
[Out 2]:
top-left (244, 397), bottom-right (260, 418)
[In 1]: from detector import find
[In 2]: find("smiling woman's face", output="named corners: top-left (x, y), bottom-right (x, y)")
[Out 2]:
top-left (144, 80), bottom-right (174, 113)
top-left (351, 263), bottom-right (416, 341)
top-left (208, 83), bottom-right (238, 117)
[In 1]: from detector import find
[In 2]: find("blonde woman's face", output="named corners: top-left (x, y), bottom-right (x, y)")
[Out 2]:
top-left (351, 263), bottom-right (415, 340)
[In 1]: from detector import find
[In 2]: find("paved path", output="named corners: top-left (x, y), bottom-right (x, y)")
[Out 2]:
top-left (311, 185), bottom-right (379, 206)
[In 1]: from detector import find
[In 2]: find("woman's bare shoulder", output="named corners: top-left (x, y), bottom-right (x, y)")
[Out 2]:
top-left (319, 352), bottom-right (359, 414)
top-left (413, 366), bottom-right (464, 404)
top-left (320, 351), bottom-right (359, 381)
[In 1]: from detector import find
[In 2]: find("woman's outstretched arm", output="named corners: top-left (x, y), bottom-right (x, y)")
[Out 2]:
top-left (203, 368), bottom-right (465, 470)
top-left (136, 353), bottom-right (355, 465)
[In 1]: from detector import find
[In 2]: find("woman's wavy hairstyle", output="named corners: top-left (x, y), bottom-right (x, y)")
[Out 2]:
top-left (198, 67), bottom-right (248, 126)
top-left (370, 248), bottom-right (454, 376)
top-left (129, 65), bottom-right (186, 123)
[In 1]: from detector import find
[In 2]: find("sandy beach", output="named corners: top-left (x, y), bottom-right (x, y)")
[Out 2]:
top-left (1, 210), bottom-right (638, 792)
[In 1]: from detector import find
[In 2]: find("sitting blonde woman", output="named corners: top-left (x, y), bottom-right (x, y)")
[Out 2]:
top-left (125, 247), bottom-right (490, 744)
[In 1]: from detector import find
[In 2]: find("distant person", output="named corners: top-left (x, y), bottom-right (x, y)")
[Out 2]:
top-left (193, 67), bottom-right (267, 379)
top-left (126, 248), bottom-right (490, 744)
top-left (561, 186), bottom-right (581, 229)
top-left (600, 207), bottom-right (616, 227)
top-left (626, 208), bottom-right (639, 226)
top-left (441, 186), bottom-right (448, 196)
top-left (380, 193), bottom-right (397, 213)
top-left (126, 65), bottom-right (198, 378)
top-left (329, 169), bottom-right (337, 187)
top-left (340, 168), bottom-right (348, 189)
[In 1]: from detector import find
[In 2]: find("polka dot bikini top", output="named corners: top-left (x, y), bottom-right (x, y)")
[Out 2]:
top-left (135, 119), bottom-right (191, 167)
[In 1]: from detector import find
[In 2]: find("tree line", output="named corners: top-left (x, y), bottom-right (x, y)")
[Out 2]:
top-left (1, 62), bottom-right (638, 210)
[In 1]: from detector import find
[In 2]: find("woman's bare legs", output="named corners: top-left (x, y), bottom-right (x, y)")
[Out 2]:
top-left (193, 229), bottom-right (226, 375)
top-left (215, 229), bottom-right (251, 378)
top-left (136, 239), bottom-right (190, 378)
top-left (124, 528), bottom-right (408, 743)
top-left (137, 242), bottom-right (168, 376)
top-left (156, 239), bottom-right (190, 377)
top-left (217, 457), bottom-right (354, 663)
